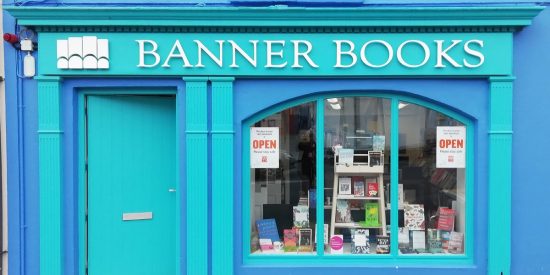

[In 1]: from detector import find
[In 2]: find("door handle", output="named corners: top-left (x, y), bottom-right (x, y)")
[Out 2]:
top-left (168, 188), bottom-right (176, 193)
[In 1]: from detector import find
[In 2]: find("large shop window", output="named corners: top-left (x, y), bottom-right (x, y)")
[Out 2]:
top-left (247, 95), bottom-right (469, 260)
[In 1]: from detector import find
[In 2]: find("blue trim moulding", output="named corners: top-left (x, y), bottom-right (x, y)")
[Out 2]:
top-left (4, 6), bottom-right (544, 27)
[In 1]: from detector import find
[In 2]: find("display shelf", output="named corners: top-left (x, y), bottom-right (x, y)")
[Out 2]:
top-left (333, 222), bottom-right (383, 229)
top-left (330, 150), bottom-right (387, 238)
top-left (335, 164), bottom-right (384, 174)
top-left (336, 195), bottom-right (380, 200)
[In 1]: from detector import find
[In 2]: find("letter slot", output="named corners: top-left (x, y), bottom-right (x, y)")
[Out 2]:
top-left (122, 212), bottom-right (153, 221)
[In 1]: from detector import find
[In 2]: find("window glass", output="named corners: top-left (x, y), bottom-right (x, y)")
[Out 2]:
top-left (398, 102), bottom-right (466, 255)
top-left (249, 102), bottom-right (317, 255)
top-left (247, 96), bottom-right (469, 258)
top-left (324, 97), bottom-right (391, 255)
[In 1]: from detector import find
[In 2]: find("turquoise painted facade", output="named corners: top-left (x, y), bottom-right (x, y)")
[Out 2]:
top-left (2, 1), bottom-right (550, 275)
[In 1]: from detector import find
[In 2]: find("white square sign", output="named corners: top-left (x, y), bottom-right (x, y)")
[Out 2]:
top-left (250, 127), bottom-right (279, 168)
top-left (436, 126), bottom-right (466, 168)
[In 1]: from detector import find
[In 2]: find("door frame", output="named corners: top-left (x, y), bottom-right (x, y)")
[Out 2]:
top-left (78, 88), bottom-right (181, 275)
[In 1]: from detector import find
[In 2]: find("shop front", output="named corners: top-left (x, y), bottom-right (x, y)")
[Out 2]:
top-left (4, 5), bottom-right (544, 275)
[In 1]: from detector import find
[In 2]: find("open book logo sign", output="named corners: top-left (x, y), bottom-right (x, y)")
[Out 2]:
top-left (57, 36), bottom-right (110, 70)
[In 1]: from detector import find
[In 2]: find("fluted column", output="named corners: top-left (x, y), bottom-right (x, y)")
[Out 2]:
top-left (488, 76), bottom-right (514, 275)
top-left (184, 77), bottom-right (208, 275)
top-left (211, 77), bottom-right (234, 275)
top-left (36, 76), bottom-right (64, 275)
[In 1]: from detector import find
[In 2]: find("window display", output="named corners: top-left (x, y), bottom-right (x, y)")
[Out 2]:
top-left (249, 102), bottom-right (317, 254)
top-left (324, 97), bottom-right (391, 255)
top-left (247, 96), bottom-right (468, 258)
top-left (398, 102), bottom-right (466, 255)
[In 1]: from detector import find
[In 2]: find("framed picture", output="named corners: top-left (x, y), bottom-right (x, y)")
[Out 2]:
top-left (338, 177), bottom-right (352, 195)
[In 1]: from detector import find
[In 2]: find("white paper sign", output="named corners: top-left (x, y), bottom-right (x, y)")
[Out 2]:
top-left (251, 127), bottom-right (279, 168)
top-left (436, 126), bottom-right (466, 168)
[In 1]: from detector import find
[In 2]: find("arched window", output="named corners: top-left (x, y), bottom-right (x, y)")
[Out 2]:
top-left (244, 93), bottom-right (471, 263)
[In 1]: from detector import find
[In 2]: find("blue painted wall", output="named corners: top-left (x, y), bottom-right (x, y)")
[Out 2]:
top-left (511, 7), bottom-right (550, 275)
top-left (3, 1), bottom-right (550, 275)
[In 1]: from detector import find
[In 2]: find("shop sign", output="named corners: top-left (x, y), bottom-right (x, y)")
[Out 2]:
top-left (436, 126), bottom-right (466, 168)
top-left (250, 127), bottom-right (279, 168)
top-left (40, 32), bottom-right (512, 76)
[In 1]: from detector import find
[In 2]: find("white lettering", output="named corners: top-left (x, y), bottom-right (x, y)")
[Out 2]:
top-left (265, 40), bottom-right (287, 68)
top-left (360, 40), bottom-right (393, 68)
top-left (229, 40), bottom-right (258, 68)
top-left (435, 40), bottom-right (463, 68)
top-left (334, 40), bottom-right (357, 68)
top-left (463, 40), bottom-right (485, 68)
top-left (161, 40), bottom-right (193, 68)
top-left (291, 40), bottom-right (319, 68)
top-left (397, 40), bottom-right (430, 68)
top-left (195, 40), bottom-right (224, 68)
top-left (136, 40), bottom-right (160, 68)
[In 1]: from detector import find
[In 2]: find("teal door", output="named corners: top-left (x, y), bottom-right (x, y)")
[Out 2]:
top-left (86, 94), bottom-right (177, 275)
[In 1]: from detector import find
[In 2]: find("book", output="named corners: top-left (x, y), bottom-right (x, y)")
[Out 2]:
top-left (368, 151), bottom-right (383, 167)
top-left (298, 228), bottom-right (313, 252)
top-left (436, 207), bottom-right (455, 231)
top-left (373, 135), bottom-right (385, 152)
top-left (324, 224), bottom-right (329, 244)
top-left (398, 227), bottom-right (410, 248)
top-left (351, 229), bottom-right (370, 254)
top-left (293, 205), bottom-right (310, 228)
top-left (339, 177), bottom-right (352, 195)
top-left (440, 230), bottom-right (451, 251)
top-left (338, 148), bottom-right (354, 165)
top-left (330, 235), bottom-right (344, 254)
top-left (367, 181), bottom-right (379, 197)
top-left (448, 231), bottom-right (464, 254)
top-left (314, 224), bottom-right (329, 245)
top-left (376, 235), bottom-right (390, 254)
top-left (427, 229), bottom-right (443, 253)
top-left (404, 204), bottom-right (425, 230)
top-left (308, 189), bottom-right (316, 208)
top-left (412, 230), bottom-right (426, 251)
top-left (255, 219), bottom-right (280, 243)
top-left (335, 200), bottom-right (352, 223)
top-left (259, 238), bottom-right (273, 251)
top-left (354, 180), bottom-right (365, 196)
top-left (283, 229), bottom-right (298, 252)
top-left (363, 202), bottom-right (380, 227)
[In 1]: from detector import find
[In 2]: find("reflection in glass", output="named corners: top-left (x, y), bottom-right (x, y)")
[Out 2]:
top-left (324, 97), bottom-right (391, 255)
top-left (250, 102), bottom-right (317, 255)
top-left (398, 102), bottom-right (466, 255)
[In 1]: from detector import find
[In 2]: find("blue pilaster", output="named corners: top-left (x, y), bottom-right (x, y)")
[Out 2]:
top-left (488, 76), bottom-right (514, 275)
top-left (211, 77), bottom-right (235, 275)
top-left (36, 76), bottom-right (64, 275)
top-left (184, 77), bottom-right (209, 275)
